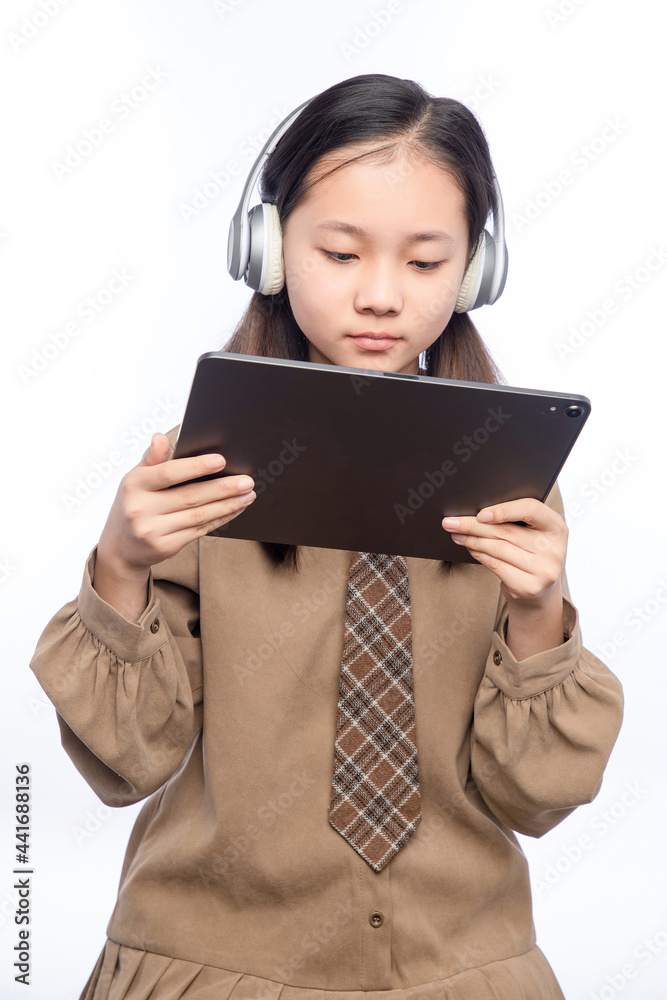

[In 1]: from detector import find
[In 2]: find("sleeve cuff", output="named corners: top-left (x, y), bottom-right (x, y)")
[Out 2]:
top-left (484, 597), bottom-right (581, 699)
top-left (77, 546), bottom-right (167, 662)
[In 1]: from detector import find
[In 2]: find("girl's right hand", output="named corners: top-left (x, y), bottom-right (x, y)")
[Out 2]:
top-left (96, 432), bottom-right (256, 580)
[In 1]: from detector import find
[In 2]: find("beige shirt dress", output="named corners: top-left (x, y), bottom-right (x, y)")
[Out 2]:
top-left (29, 426), bottom-right (624, 999)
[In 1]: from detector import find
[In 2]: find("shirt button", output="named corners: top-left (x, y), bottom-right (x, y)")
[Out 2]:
top-left (369, 910), bottom-right (384, 928)
top-left (493, 649), bottom-right (502, 665)
top-left (150, 618), bottom-right (160, 634)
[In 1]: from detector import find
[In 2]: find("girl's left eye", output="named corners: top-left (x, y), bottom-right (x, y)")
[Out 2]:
top-left (412, 260), bottom-right (442, 271)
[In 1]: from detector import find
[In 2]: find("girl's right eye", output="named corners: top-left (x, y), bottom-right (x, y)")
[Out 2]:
top-left (323, 251), bottom-right (357, 262)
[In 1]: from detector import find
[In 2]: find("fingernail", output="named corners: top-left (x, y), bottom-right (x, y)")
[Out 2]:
top-left (238, 477), bottom-right (254, 491)
top-left (477, 509), bottom-right (494, 522)
top-left (442, 517), bottom-right (460, 528)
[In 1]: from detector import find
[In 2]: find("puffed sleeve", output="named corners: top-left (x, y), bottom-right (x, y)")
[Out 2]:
top-left (29, 541), bottom-right (202, 807)
top-left (469, 481), bottom-right (624, 837)
top-left (28, 425), bottom-right (202, 808)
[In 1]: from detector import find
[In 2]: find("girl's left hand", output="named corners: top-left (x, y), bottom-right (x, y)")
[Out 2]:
top-left (442, 498), bottom-right (568, 607)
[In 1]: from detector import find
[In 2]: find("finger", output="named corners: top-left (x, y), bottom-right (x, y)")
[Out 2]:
top-left (443, 516), bottom-right (538, 554)
top-left (152, 472), bottom-right (256, 516)
top-left (150, 489), bottom-right (257, 540)
top-left (449, 532), bottom-right (546, 574)
top-left (448, 542), bottom-right (545, 598)
top-left (140, 432), bottom-right (172, 467)
top-left (135, 450), bottom-right (232, 492)
top-left (474, 497), bottom-right (556, 529)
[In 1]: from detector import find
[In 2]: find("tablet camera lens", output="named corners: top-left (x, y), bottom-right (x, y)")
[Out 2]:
top-left (565, 405), bottom-right (584, 418)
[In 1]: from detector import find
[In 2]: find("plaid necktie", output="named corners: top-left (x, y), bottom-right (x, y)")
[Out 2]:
top-left (329, 551), bottom-right (421, 872)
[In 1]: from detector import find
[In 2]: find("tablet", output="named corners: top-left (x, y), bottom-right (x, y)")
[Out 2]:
top-left (171, 352), bottom-right (590, 561)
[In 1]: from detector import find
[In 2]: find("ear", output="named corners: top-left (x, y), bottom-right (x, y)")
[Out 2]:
top-left (259, 203), bottom-right (285, 295)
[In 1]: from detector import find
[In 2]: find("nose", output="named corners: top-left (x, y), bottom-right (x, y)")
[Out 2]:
top-left (353, 257), bottom-right (403, 315)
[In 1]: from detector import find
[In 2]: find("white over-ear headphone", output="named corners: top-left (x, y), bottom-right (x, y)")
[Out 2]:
top-left (227, 98), bottom-right (508, 312)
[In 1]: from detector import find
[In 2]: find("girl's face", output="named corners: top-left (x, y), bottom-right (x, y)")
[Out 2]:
top-left (281, 144), bottom-right (470, 376)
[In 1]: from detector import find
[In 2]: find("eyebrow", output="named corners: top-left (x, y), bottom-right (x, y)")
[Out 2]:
top-left (312, 221), bottom-right (455, 245)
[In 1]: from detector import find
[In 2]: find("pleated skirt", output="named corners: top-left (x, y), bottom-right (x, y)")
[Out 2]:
top-left (79, 939), bottom-right (566, 999)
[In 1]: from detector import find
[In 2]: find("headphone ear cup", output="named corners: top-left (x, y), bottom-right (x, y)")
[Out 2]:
top-left (244, 203), bottom-right (285, 294)
top-left (455, 233), bottom-right (487, 313)
top-left (258, 203), bottom-right (284, 295)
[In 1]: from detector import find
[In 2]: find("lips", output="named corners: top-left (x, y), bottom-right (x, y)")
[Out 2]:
top-left (348, 333), bottom-right (400, 351)
top-left (350, 332), bottom-right (399, 341)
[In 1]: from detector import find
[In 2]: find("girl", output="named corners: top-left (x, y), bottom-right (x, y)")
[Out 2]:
top-left (30, 73), bottom-right (623, 999)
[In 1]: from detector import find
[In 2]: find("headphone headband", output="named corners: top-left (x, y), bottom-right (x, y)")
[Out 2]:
top-left (227, 99), bottom-right (311, 281)
top-left (227, 95), bottom-right (508, 311)
top-left (486, 180), bottom-right (508, 306)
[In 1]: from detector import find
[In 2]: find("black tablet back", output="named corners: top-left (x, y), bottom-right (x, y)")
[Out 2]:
top-left (172, 352), bottom-right (590, 561)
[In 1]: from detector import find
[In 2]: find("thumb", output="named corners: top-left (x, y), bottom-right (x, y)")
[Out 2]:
top-left (141, 432), bottom-right (172, 467)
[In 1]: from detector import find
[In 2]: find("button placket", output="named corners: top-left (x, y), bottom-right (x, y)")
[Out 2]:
top-left (358, 862), bottom-right (392, 988)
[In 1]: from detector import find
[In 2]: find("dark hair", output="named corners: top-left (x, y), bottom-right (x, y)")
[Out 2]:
top-left (221, 73), bottom-right (506, 573)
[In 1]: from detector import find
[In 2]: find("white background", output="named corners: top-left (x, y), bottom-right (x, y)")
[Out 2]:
top-left (1, 1), bottom-right (666, 998)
